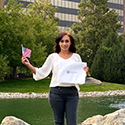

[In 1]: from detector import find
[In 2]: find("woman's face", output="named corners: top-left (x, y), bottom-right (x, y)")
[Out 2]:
top-left (59, 35), bottom-right (71, 52)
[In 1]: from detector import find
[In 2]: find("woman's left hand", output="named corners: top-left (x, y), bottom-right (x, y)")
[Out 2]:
top-left (83, 66), bottom-right (89, 74)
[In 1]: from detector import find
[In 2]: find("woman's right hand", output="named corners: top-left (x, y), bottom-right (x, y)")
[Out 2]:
top-left (22, 56), bottom-right (36, 74)
top-left (22, 55), bottom-right (30, 66)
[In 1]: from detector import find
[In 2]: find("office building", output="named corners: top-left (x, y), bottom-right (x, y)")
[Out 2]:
top-left (3, 0), bottom-right (125, 34)
top-left (108, 0), bottom-right (124, 34)
top-left (52, 0), bottom-right (124, 34)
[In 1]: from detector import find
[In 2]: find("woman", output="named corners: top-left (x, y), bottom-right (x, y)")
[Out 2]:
top-left (22, 31), bottom-right (88, 125)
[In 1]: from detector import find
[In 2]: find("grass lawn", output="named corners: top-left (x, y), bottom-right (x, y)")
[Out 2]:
top-left (0, 78), bottom-right (50, 93)
top-left (0, 78), bottom-right (125, 93)
top-left (80, 82), bottom-right (125, 92)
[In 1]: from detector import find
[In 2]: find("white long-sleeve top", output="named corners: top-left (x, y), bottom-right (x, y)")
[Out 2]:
top-left (33, 53), bottom-right (82, 91)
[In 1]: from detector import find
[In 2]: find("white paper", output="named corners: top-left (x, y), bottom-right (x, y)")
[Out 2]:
top-left (57, 61), bottom-right (87, 85)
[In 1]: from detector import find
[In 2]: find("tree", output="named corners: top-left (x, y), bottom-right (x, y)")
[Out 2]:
top-left (0, 0), bottom-right (25, 78)
top-left (0, 0), bottom-right (59, 78)
top-left (91, 31), bottom-right (125, 83)
top-left (71, 0), bottom-right (122, 67)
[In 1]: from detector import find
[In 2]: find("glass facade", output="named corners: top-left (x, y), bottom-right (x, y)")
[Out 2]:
top-left (52, 0), bottom-right (124, 33)
top-left (52, 0), bottom-right (80, 31)
top-left (108, 0), bottom-right (124, 34)
top-left (4, 0), bottom-right (124, 33)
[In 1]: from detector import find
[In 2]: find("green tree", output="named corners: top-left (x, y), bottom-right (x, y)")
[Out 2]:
top-left (71, 0), bottom-right (122, 67)
top-left (0, 0), bottom-right (25, 78)
top-left (0, 0), bottom-right (59, 78)
top-left (91, 31), bottom-right (125, 83)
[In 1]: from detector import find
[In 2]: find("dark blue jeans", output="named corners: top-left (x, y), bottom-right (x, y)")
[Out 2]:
top-left (49, 86), bottom-right (79, 125)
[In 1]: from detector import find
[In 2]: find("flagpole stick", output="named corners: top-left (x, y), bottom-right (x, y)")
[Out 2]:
top-left (21, 44), bottom-right (23, 56)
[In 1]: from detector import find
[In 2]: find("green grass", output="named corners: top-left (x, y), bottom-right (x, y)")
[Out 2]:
top-left (80, 82), bottom-right (125, 92)
top-left (0, 78), bottom-right (125, 93)
top-left (0, 78), bottom-right (50, 93)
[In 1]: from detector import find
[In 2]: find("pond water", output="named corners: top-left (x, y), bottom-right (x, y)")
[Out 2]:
top-left (0, 96), bottom-right (125, 125)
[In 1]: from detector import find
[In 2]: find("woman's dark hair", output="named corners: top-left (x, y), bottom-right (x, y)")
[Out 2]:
top-left (54, 31), bottom-right (76, 53)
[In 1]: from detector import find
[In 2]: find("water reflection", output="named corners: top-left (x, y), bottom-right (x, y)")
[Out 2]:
top-left (109, 96), bottom-right (125, 109)
top-left (0, 96), bottom-right (125, 125)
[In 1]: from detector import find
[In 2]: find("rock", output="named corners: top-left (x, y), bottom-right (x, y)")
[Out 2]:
top-left (85, 77), bottom-right (103, 86)
top-left (1, 116), bottom-right (30, 125)
top-left (81, 109), bottom-right (125, 125)
top-left (96, 108), bottom-right (125, 125)
top-left (81, 115), bottom-right (103, 125)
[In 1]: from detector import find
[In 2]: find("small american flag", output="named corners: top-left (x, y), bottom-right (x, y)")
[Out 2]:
top-left (22, 45), bottom-right (31, 58)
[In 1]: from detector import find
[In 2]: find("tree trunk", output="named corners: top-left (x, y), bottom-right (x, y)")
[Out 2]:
top-left (13, 66), bottom-right (17, 78)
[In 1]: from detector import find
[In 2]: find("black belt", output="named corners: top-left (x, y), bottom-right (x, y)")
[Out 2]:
top-left (51, 86), bottom-right (76, 89)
